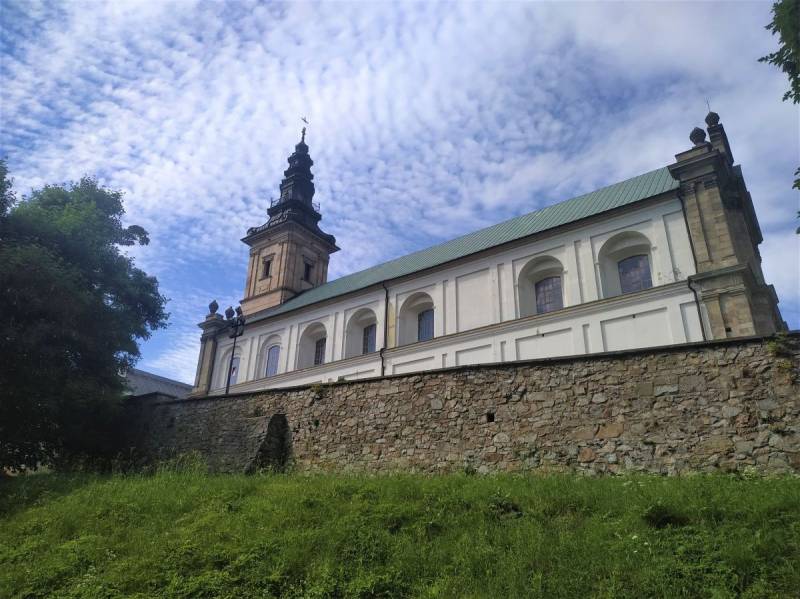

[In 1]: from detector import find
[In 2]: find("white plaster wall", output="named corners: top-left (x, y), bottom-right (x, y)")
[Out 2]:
top-left (208, 196), bottom-right (702, 394)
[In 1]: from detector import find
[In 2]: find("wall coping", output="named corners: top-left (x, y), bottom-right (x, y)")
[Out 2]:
top-left (147, 331), bottom-right (797, 407)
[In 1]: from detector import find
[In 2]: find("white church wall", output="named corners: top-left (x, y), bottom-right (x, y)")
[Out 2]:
top-left (209, 195), bottom-right (703, 394)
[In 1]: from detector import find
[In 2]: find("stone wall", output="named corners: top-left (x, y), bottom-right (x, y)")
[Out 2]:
top-left (126, 334), bottom-right (800, 475)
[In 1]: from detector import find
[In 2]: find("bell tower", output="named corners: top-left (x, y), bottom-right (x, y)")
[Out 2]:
top-left (240, 129), bottom-right (339, 315)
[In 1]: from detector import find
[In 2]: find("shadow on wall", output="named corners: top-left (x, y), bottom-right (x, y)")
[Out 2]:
top-left (248, 414), bottom-right (292, 473)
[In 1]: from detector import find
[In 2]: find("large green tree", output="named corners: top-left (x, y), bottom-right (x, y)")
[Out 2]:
top-left (760, 0), bottom-right (800, 196)
top-left (0, 163), bottom-right (168, 471)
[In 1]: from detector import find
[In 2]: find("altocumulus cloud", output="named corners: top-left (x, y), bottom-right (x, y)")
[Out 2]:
top-left (2, 1), bottom-right (798, 383)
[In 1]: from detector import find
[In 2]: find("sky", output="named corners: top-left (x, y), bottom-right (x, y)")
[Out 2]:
top-left (2, 0), bottom-right (798, 384)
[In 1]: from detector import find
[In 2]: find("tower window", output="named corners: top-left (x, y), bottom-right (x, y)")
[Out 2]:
top-left (362, 323), bottom-right (376, 354)
top-left (417, 309), bottom-right (434, 342)
top-left (261, 258), bottom-right (272, 278)
top-left (314, 337), bottom-right (326, 366)
top-left (618, 255), bottom-right (652, 294)
top-left (303, 262), bottom-right (314, 282)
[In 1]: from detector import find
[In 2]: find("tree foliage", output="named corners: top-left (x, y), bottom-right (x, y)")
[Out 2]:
top-left (0, 163), bottom-right (168, 471)
top-left (760, 0), bottom-right (800, 194)
top-left (760, 0), bottom-right (800, 104)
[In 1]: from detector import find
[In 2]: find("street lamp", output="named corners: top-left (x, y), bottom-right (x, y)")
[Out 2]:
top-left (224, 305), bottom-right (246, 395)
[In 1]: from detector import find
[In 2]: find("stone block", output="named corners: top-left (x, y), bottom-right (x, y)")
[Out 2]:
top-left (655, 384), bottom-right (679, 396)
top-left (721, 405), bottom-right (742, 418)
top-left (679, 375), bottom-right (707, 393)
top-left (578, 447), bottom-right (596, 462)
top-left (596, 422), bottom-right (624, 438)
top-left (573, 425), bottom-right (597, 440)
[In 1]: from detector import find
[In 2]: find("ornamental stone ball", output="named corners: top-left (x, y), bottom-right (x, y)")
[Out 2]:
top-left (208, 299), bottom-right (219, 315)
top-left (225, 306), bottom-right (235, 320)
top-left (690, 127), bottom-right (707, 146)
top-left (705, 111), bottom-right (720, 127)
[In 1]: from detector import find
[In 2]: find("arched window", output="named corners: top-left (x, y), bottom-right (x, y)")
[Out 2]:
top-left (344, 308), bottom-right (379, 358)
top-left (598, 231), bottom-right (653, 298)
top-left (265, 345), bottom-right (280, 377)
top-left (618, 255), bottom-right (652, 294)
top-left (297, 322), bottom-right (328, 369)
top-left (518, 256), bottom-right (565, 317)
top-left (398, 292), bottom-right (435, 345)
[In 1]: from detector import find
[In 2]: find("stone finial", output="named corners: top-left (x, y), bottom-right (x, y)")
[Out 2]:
top-left (208, 299), bottom-right (219, 315)
top-left (690, 127), bottom-right (707, 146)
top-left (705, 111), bottom-right (720, 127)
top-left (225, 306), bottom-right (235, 320)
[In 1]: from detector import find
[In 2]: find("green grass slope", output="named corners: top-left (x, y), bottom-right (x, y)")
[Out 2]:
top-left (1, 469), bottom-right (798, 598)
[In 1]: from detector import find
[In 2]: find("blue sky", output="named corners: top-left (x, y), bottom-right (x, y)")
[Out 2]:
top-left (2, 1), bottom-right (798, 383)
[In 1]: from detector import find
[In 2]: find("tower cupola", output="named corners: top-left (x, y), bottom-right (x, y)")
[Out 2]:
top-left (240, 130), bottom-right (339, 316)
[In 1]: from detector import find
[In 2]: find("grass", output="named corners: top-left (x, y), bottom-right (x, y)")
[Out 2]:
top-left (1, 467), bottom-right (799, 598)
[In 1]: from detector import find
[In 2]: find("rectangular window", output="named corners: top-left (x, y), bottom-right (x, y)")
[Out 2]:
top-left (417, 309), bottom-right (434, 342)
top-left (362, 323), bottom-right (376, 354)
top-left (228, 356), bottom-right (240, 387)
top-left (618, 255), bottom-right (653, 294)
top-left (535, 276), bottom-right (563, 314)
top-left (303, 262), bottom-right (314, 282)
top-left (314, 337), bottom-right (326, 366)
top-left (261, 259), bottom-right (272, 278)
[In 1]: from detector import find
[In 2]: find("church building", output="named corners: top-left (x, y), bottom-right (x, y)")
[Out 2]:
top-left (190, 113), bottom-right (785, 397)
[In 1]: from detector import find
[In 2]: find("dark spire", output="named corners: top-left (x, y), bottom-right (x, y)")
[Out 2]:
top-left (246, 131), bottom-right (337, 248)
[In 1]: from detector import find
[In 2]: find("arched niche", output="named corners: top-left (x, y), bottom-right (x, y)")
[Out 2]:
top-left (598, 231), bottom-right (654, 298)
top-left (398, 291), bottom-right (435, 346)
top-left (518, 255), bottom-right (565, 318)
top-left (344, 308), bottom-right (379, 358)
top-left (297, 322), bottom-right (327, 369)
top-left (259, 334), bottom-right (282, 377)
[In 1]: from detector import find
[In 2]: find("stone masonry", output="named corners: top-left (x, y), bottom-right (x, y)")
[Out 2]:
top-left (127, 333), bottom-right (799, 475)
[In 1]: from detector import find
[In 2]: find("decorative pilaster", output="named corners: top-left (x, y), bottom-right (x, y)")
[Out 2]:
top-left (189, 302), bottom-right (227, 398)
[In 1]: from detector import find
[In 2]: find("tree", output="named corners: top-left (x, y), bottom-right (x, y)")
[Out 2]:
top-left (759, 0), bottom-right (800, 194)
top-left (0, 166), bottom-right (168, 471)
top-left (0, 159), bottom-right (16, 217)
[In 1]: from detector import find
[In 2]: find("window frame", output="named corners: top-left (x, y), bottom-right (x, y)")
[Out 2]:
top-left (534, 275), bottom-right (564, 314)
top-left (362, 323), bottom-right (377, 354)
top-left (313, 337), bottom-right (326, 366)
top-left (265, 345), bottom-right (280, 377)
top-left (417, 308), bottom-right (434, 342)
top-left (227, 356), bottom-right (240, 387)
top-left (303, 261), bottom-right (314, 282)
top-left (617, 254), bottom-right (653, 295)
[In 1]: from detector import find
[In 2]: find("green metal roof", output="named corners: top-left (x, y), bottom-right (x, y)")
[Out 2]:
top-left (255, 166), bottom-right (678, 321)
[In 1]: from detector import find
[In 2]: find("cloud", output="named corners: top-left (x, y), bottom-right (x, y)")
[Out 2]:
top-left (2, 1), bottom-right (797, 381)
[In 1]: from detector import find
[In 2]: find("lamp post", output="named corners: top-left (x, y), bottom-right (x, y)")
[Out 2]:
top-left (224, 305), bottom-right (246, 395)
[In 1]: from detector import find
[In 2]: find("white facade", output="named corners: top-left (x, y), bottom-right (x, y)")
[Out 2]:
top-left (210, 194), bottom-right (705, 394)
